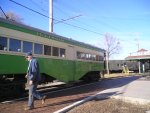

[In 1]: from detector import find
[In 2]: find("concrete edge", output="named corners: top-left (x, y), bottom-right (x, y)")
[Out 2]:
top-left (53, 94), bottom-right (97, 113)
top-left (53, 89), bottom-right (113, 113)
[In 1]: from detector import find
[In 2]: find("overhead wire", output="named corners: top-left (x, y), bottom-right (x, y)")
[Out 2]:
top-left (0, 6), bottom-right (9, 19)
top-left (8, 0), bottom-right (104, 36)
top-left (9, 0), bottom-right (50, 19)
top-left (8, 0), bottom-right (139, 41)
top-left (54, 14), bottom-right (82, 24)
top-left (30, 0), bottom-right (48, 13)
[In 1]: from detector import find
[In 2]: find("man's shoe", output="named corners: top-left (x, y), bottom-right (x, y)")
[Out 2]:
top-left (24, 106), bottom-right (34, 110)
top-left (42, 95), bottom-right (47, 104)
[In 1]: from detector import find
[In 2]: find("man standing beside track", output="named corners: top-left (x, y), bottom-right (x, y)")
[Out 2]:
top-left (24, 52), bottom-right (46, 110)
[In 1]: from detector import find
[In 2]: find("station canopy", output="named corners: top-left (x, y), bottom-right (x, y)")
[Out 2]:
top-left (125, 48), bottom-right (150, 60)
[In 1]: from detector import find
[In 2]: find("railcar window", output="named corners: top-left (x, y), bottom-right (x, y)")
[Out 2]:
top-left (77, 51), bottom-right (81, 59)
top-left (0, 37), bottom-right (7, 51)
top-left (76, 51), bottom-right (103, 61)
top-left (23, 41), bottom-right (32, 53)
top-left (99, 56), bottom-right (104, 61)
top-left (85, 54), bottom-right (89, 60)
top-left (34, 43), bottom-right (43, 54)
top-left (89, 54), bottom-right (92, 60)
top-left (92, 55), bottom-right (96, 61)
top-left (60, 48), bottom-right (65, 57)
top-left (9, 38), bottom-right (21, 52)
top-left (44, 45), bottom-right (51, 56)
top-left (96, 55), bottom-right (102, 61)
top-left (80, 53), bottom-right (84, 59)
top-left (52, 47), bottom-right (59, 56)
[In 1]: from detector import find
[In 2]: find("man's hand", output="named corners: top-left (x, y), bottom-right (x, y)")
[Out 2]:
top-left (29, 80), bottom-right (33, 85)
top-left (25, 74), bottom-right (28, 78)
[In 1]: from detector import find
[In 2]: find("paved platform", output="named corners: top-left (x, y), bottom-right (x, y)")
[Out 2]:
top-left (54, 76), bottom-right (150, 113)
top-left (96, 76), bottom-right (150, 105)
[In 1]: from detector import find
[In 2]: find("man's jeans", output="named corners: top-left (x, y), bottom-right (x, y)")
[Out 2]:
top-left (28, 83), bottom-right (43, 107)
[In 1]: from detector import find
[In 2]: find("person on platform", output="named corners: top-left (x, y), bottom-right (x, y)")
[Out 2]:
top-left (24, 52), bottom-right (46, 110)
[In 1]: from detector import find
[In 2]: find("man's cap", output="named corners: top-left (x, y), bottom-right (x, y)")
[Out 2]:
top-left (25, 52), bottom-right (32, 57)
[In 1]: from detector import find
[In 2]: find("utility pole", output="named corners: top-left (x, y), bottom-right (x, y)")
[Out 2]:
top-left (49, 0), bottom-right (53, 32)
top-left (135, 38), bottom-right (139, 51)
top-left (134, 33), bottom-right (141, 74)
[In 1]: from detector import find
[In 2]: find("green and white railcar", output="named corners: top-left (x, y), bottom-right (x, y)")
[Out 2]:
top-left (0, 17), bottom-right (105, 98)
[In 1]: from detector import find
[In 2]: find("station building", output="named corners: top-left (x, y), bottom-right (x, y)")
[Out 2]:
top-left (125, 48), bottom-right (150, 74)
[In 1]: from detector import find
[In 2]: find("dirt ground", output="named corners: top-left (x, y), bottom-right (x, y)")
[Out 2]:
top-left (1, 74), bottom-right (148, 113)
top-left (67, 98), bottom-right (150, 113)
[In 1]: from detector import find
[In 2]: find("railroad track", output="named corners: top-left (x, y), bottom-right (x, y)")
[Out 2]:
top-left (1, 80), bottom-right (100, 104)
top-left (0, 75), bottom-right (130, 103)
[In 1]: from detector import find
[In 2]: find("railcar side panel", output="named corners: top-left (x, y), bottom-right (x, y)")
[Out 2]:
top-left (0, 54), bottom-right (27, 74)
top-left (0, 53), bottom-right (104, 82)
top-left (39, 58), bottom-right (75, 82)
top-left (74, 61), bottom-right (104, 81)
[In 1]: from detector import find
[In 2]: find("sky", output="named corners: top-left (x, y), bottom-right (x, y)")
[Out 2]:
top-left (0, 0), bottom-right (150, 59)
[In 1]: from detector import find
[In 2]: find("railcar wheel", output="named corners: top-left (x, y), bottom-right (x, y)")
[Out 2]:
top-left (89, 74), bottom-right (100, 81)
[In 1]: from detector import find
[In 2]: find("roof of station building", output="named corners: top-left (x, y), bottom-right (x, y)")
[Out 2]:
top-left (125, 48), bottom-right (150, 60)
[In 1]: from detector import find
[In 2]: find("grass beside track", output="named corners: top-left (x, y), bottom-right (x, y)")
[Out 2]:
top-left (103, 73), bottom-right (139, 79)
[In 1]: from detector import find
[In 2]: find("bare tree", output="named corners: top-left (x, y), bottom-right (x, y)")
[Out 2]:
top-left (0, 11), bottom-right (23, 23)
top-left (103, 33), bottom-right (121, 75)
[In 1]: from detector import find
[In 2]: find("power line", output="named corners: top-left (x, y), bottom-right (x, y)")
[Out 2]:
top-left (63, 22), bottom-right (103, 35)
top-left (8, 0), bottom-right (103, 36)
top-left (54, 14), bottom-right (82, 24)
top-left (30, 0), bottom-right (48, 13)
top-left (9, 0), bottom-right (49, 18)
top-left (0, 6), bottom-right (9, 19)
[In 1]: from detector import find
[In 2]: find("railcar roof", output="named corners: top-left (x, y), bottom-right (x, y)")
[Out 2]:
top-left (0, 17), bottom-right (105, 53)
